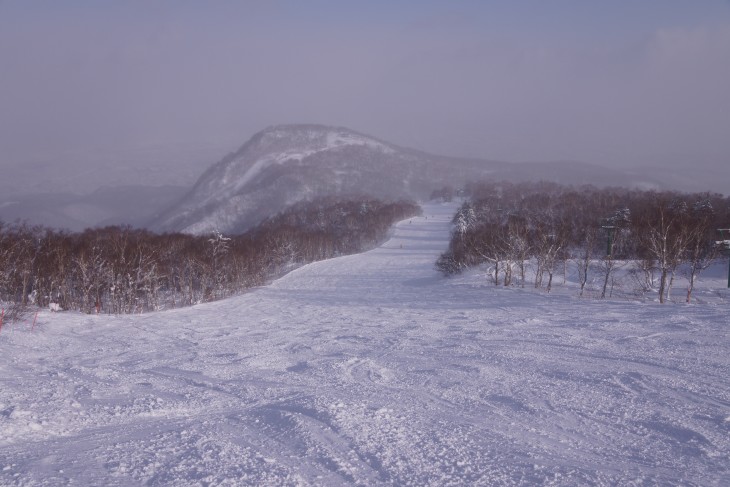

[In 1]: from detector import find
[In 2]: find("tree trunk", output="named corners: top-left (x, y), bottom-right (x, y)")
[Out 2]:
top-left (547, 271), bottom-right (554, 293)
top-left (600, 259), bottom-right (611, 299)
top-left (686, 268), bottom-right (697, 304)
top-left (658, 268), bottom-right (668, 303)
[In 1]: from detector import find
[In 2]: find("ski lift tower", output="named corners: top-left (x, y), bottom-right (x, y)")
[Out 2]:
top-left (717, 228), bottom-right (730, 288)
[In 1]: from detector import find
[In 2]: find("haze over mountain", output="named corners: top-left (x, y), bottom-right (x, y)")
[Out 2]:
top-left (153, 124), bottom-right (666, 235)
top-left (2, 123), bottom-right (723, 233)
top-left (0, 185), bottom-right (186, 232)
top-left (1, 2), bottom-right (728, 214)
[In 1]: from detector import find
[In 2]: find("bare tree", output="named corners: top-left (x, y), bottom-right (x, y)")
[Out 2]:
top-left (573, 227), bottom-right (599, 297)
top-left (684, 198), bottom-right (719, 303)
top-left (637, 196), bottom-right (690, 303)
top-left (503, 214), bottom-right (531, 287)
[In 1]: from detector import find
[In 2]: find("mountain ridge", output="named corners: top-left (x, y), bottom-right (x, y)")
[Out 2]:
top-left (153, 124), bottom-right (656, 235)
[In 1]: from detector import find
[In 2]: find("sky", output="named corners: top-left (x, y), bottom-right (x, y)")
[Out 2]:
top-left (1, 0), bottom-right (729, 193)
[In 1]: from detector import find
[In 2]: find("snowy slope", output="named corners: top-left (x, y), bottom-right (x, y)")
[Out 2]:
top-left (2, 202), bottom-right (729, 486)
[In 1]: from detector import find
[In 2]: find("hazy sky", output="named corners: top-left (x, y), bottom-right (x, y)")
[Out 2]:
top-left (1, 0), bottom-right (729, 190)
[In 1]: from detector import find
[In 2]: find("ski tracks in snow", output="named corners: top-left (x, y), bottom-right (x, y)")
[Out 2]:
top-left (1, 202), bottom-right (729, 486)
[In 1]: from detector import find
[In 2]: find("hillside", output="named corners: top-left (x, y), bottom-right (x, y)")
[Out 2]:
top-left (2, 202), bottom-right (728, 485)
top-left (153, 124), bottom-right (651, 235)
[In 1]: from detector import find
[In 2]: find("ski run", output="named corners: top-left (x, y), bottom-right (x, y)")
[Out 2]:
top-left (1, 202), bottom-right (729, 486)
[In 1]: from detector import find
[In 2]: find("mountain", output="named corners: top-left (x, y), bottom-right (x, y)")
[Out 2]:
top-left (154, 124), bottom-right (656, 235)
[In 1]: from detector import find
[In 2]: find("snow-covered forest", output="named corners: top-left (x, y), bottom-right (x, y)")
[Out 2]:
top-left (0, 199), bottom-right (419, 316)
top-left (438, 182), bottom-right (730, 303)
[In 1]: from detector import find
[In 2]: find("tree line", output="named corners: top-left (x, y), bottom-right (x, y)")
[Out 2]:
top-left (0, 198), bottom-right (420, 315)
top-left (436, 181), bottom-right (730, 303)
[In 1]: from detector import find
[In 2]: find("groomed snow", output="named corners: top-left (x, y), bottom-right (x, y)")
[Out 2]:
top-left (1, 202), bottom-right (729, 486)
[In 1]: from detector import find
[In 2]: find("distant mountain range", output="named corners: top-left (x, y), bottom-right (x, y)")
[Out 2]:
top-left (151, 124), bottom-right (668, 235)
top-left (1, 124), bottom-right (721, 233)
top-left (0, 185), bottom-right (186, 232)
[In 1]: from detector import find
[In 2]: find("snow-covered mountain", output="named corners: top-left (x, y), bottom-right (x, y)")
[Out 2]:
top-left (153, 124), bottom-right (651, 235)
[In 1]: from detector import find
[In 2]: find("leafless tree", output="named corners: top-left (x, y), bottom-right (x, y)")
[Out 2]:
top-left (683, 198), bottom-right (720, 303)
top-left (637, 196), bottom-right (690, 303)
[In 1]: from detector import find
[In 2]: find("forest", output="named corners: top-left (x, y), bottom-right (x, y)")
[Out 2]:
top-left (436, 181), bottom-right (730, 303)
top-left (3, 180), bottom-right (728, 321)
top-left (0, 198), bottom-right (420, 317)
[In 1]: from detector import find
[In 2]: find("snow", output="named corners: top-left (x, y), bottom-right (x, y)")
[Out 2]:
top-left (228, 131), bottom-right (392, 192)
top-left (183, 127), bottom-right (401, 234)
top-left (325, 132), bottom-right (394, 154)
top-left (2, 202), bottom-right (729, 486)
top-left (224, 149), bottom-right (317, 193)
top-left (209, 128), bottom-right (394, 214)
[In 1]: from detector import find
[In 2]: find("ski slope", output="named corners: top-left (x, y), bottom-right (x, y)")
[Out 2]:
top-left (1, 202), bottom-right (729, 486)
